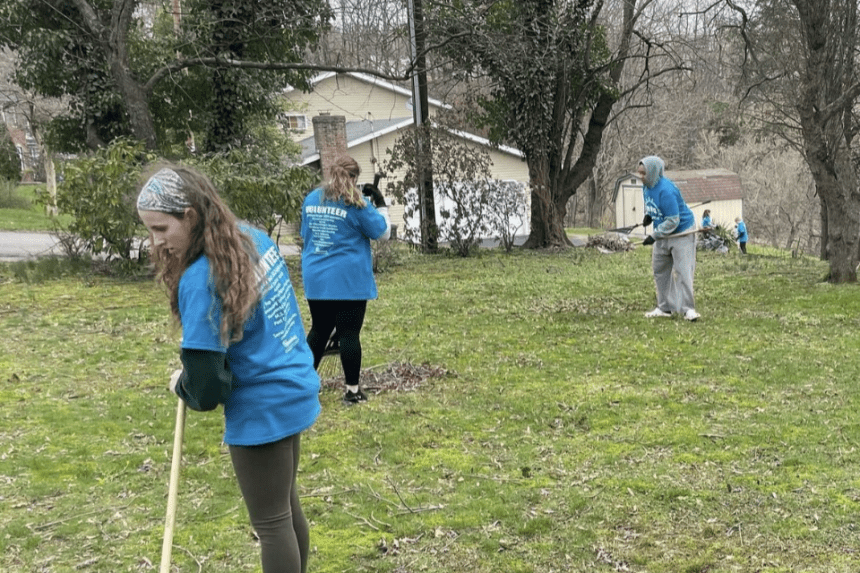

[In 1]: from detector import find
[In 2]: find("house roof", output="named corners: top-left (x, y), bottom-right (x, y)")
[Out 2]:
top-left (286, 71), bottom-right (452, 111)
top-left (298, 117), bottom-right (524, 166)
top-left (614, 168), bottom-right (743, 203)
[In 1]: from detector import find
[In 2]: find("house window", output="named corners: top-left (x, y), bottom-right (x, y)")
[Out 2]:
top-left (281, 114), bottom-right (308, 131)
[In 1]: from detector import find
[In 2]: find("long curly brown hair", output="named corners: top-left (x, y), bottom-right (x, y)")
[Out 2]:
top-left (142, 164), bottom-right (260, 346)
top-left (323, 155), bottom-right (367, 207)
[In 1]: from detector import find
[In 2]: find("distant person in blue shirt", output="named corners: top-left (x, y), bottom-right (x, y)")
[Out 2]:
top-left (301, 155), bottom-right (391, 404)
top-left (137, 164), bottom-right (320, 573)
top-left (638, 156), bottom-right (700, 322)
top-left (735, 216), bottom-right (748, 254)
top-left (701, 209), bottom-right (713, 232)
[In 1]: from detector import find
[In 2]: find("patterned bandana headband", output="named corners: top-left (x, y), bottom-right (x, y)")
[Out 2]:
top-left (137, 168), bottom-right (191, 213)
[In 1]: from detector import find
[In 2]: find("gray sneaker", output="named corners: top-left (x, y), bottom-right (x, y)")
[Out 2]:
top-left (684, 309), bottom-right (701, 322)
top-left (645, 308), bottom-right (672, 318)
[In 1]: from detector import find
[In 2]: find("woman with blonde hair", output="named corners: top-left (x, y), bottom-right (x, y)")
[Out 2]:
top-left (137, 164), bottom-right (320, 573)
top-left (301, 155), bottom-right (390, 403)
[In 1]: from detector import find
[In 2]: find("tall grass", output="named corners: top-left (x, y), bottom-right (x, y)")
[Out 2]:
top-left (2, 245), bottom-right (859, 573)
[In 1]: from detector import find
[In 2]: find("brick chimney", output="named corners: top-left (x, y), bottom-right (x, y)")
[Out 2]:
top-left (312, 114), bottom-right (348, 177)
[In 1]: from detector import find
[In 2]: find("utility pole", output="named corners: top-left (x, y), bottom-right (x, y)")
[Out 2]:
top-left (406, 0), bottom-right (437, 252)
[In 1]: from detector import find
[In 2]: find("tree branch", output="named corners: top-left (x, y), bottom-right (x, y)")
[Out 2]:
top-left (144, 58), bottom-right (415, 93)
top-left (143, 26), bottom-right (473, 95)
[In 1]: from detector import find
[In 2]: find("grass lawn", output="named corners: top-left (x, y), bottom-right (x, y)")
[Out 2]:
top-left (0, 184), bottom-right (73, 231)
top-left (2, 244), bottom-right (860, 572)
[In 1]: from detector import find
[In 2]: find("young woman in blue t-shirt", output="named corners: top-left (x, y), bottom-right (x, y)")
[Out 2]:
top-left (137, 165), bottom-right (320, 573)
top-left (301, 155), bottom-right (390, 404)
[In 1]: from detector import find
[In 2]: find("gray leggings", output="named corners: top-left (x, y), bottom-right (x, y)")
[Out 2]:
top-left (229, 433), bottom-right (309, 573)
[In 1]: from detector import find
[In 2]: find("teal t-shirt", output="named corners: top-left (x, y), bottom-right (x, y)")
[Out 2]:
top-left (300, 189), bottom-right (388, 300)
top-left (179, 227), bottom-right (320, 446)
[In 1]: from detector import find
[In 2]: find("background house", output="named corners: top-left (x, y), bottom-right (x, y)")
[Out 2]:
top-left (1, 95), bottom-right (41, 181)
top-left (282, 72), bottom-right (530, 239)
top-left (613, 168), bottom-right (744, 234)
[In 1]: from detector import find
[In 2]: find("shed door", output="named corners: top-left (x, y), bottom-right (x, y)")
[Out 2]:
top-left (617, 183), bottom-right (644, 231)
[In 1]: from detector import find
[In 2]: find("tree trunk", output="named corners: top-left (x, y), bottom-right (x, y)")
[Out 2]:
top-left (111, 63), bottom-right (158, 150)
top-left (798, 99), bottom-right (858, 282)
top-left (818, 194), bottom-right (827, 260)
top-left (818, 174), bottom-right (859, 282)
top-left (71, 0), bottom-right (159, 150)
top-left (793, 0), bottom-right (859, 282)
top-left (521, 159), bottom-right (572, 248)
top-left (108, 0), bottom-right (158, 151)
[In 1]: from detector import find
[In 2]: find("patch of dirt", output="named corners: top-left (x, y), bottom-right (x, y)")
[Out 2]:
top-left (319, 360), bottom-right (449, 393)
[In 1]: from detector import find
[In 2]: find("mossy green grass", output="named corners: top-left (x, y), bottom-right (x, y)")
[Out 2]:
top-left (2, 244), bottom-right (859, 572)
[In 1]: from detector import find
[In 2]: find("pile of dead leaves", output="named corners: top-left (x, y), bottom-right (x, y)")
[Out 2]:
top-left (319, 361), bottom-right (449, 393)
top-left (586, 233), bottom-right (635, 253)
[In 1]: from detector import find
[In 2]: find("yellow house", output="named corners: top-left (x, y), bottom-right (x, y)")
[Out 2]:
top-left (282, 72), bottom-right (531, 239)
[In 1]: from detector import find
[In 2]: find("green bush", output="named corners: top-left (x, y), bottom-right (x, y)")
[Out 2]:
top-left (54, 138), bottom-right (155, 261)
top-left (193, 143), bottom-right (318, 242)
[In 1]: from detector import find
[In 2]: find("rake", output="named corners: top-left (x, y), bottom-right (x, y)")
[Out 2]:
top-left (605, 223), bottom-right (642, 235)
top-left (160, 397), bottom-right (186, 573)
top-left (317, 328), bottom-right (342, 379)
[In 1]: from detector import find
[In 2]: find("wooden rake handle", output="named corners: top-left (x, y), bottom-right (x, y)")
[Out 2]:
top-left (160, 398), bottom-right (187, 573)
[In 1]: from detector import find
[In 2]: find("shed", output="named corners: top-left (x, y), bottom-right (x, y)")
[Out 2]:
top-left (613, 168), bottom-right (743, 235)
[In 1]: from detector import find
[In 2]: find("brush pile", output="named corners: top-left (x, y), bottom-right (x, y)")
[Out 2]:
top-left (698, 225), bottom-right (733, 253)
top-left (586, 232), bottom-right (636, 253)
top-left (319, 361), bottom-right (449, 394)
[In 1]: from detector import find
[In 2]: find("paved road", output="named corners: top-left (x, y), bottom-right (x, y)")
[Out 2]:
top-left (0, 231), bottom-right (66, 262)
top-left (0, 231), bottom-right (302, 262)
top-left (0, 231), bottom-right (585, 262)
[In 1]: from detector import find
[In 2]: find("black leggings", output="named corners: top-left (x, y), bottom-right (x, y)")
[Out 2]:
top-left (229, 433), bottom-right (308, 573)
top-left (306, 299), bottom-right (367, 385)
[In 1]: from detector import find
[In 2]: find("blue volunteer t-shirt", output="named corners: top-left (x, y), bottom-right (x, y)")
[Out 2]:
top-left (643, 177), bottom-right (695, 236)
top-left (301, 189), bottom-right (388, 300)
top-left (179, 226), bottom-right (320, 446)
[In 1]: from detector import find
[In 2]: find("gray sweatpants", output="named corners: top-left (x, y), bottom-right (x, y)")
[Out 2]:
top-left (651, 232), bottom-right (696, 314)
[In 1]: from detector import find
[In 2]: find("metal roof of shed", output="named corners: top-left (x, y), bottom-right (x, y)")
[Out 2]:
top-left (665, 168), bottom-right (743, 203)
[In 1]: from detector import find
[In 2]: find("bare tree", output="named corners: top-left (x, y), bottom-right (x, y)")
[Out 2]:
top-left (417, 0), bottom-right (701, 249)
top-left (310, 0), bottom-right (410, 76)
top-left (714, 0), bottom-right (860, 282)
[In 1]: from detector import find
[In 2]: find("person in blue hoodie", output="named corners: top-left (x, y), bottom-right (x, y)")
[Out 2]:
top-left (301, 155), bottom-right (391, 404)
top-left (137, 165), bottom-right (320, 573)
top-left (637, 156), bottom-right (700, 322)
top-left (735, 216), bottom-right (748, 254)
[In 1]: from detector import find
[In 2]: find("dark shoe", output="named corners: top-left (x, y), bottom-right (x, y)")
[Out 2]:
top-left (342, 389), bottom-right (367, 404)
